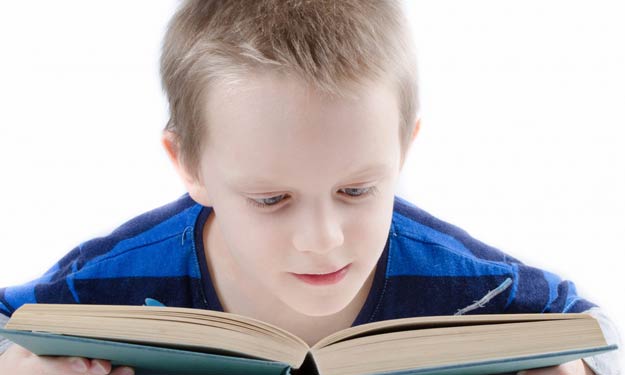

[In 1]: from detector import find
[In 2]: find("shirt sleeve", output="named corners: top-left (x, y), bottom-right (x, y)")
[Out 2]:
top-left (503, 260), bottom-right (622, 373)
top-left (0, 246), bottom-right (84, 317)
top-left (504, 261), bottom-right (597, 314)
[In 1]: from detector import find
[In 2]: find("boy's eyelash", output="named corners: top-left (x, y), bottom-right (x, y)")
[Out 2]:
top-left (247, 194), bottom-right (288, 209)
top-left (246, 186), bottom-right (379, 209)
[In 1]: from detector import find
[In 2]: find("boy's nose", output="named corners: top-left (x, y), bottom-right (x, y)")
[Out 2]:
top-left (292, 207), bottom-right (344, 254)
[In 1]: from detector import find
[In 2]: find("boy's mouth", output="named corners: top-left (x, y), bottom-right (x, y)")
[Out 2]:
top-left (290, 264), bottom-right (351, 286)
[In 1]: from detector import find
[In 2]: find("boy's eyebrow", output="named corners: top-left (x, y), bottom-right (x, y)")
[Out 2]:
top-left (229, 164), bottom-right (391, 189)
top-left (344, 163), bottom-right (392, 179)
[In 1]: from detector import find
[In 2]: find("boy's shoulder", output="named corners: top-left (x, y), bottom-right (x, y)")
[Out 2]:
top-left (390, 196), bottom-right (522, 265)
top-left (0, 194), bottom-right (210, 315)
top-left (359, 196), bottom-right (596, 323)
top-left (55, 193), bottom-right (204, 275)
top-left (81, 193), bottom-right (202, 257)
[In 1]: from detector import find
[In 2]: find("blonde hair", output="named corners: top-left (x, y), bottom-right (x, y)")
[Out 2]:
top-left (160, 0), bottom-right (419, 179)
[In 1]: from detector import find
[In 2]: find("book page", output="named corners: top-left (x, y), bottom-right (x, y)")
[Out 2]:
top-left (313, 313), bottom-right (590, 349)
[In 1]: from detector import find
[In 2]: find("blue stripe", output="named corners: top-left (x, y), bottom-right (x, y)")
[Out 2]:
top-left (388, 236), bottom-right (511, 277)
top-left (505, 263), bottom-right (519, 309)
top-left (66, 260), bottom-right (81, 303)
top-left (76, 236), bottom-right (199, 279)
top-left (75, 205), bottom-right (203, 280)
top-left (4, 281), bottom-right (37, 308)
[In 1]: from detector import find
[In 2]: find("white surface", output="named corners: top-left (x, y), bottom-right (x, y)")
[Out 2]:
top-left (0, 0), bottom-right (623, 367)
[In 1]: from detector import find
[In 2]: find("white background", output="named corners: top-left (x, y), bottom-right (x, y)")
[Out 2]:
top-left (1, 0), bottom-right (623, 368)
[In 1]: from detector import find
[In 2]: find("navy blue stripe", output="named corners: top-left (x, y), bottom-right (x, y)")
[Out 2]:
top-left (352, 234), bottom-right (390, 325)
top-left (506, 265), bottom-right (550, 313)
top-left (546, 282), bottom-right (597, 313)
top-left (0, 290), bottom-right (14, 315)
top-left (73, 276), bottom-right (204, 308)
top-left (34, 279), bottom-right (78, 305)
top-left (376, 275), bottom-right (514, 319)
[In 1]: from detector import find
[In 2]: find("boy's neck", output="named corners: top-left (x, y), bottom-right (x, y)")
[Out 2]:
top-left (202, 211), bottom-right (375, 346)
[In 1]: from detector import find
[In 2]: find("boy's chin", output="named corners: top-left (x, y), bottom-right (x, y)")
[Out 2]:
top-left (288, 302), bottom-right (350, 317)
top-left (281, 289), bottom-right (357, 317)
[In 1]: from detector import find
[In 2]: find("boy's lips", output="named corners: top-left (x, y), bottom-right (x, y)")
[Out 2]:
top-left (290, 264), bottom-right (351, 286)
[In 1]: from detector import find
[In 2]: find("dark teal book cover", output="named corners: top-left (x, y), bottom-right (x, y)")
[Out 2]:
top-left (0, 328), bottom-right (291, 375)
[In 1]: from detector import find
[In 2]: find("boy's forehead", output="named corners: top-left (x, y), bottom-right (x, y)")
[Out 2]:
top-left (204, 74), bottom-right (399, 142)
top-left (201, 72), bottom-right (402, 187)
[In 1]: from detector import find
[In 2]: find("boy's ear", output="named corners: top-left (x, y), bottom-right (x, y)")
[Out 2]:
top-left (410, 117), bottom-right (421, 144)
top-left (161, 130), bottom-right (213, 207)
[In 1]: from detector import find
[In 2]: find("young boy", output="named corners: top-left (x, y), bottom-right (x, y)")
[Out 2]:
top-left (0, 0), bottom-right (620, 374)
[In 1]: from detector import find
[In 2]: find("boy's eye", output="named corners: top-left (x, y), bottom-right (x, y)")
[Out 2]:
top-left (340, 187), bottom-right (373, 197)
top-left (246, 187), bottom-right (378, 210)
top-left (248, 194), bottom-right (288, 208)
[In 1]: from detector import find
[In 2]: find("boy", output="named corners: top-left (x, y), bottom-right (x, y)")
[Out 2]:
top-left (0, 0), bottom-right (620, 374)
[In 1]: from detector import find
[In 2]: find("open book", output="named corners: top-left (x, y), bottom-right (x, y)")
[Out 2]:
top-left (0, 304), bottom-right (617, 375)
